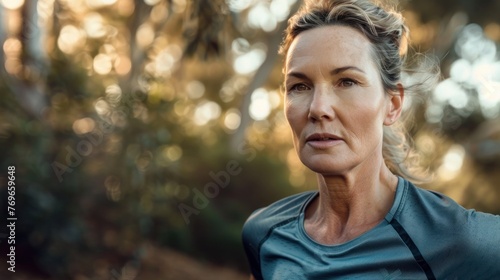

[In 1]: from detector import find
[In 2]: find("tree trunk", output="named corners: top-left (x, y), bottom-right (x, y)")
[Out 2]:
top-left (230, 2), bottom-right (301, 154)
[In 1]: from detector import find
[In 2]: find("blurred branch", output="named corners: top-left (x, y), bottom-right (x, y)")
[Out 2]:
top-left (230, 1), bottom-right (301, 154)
top-left (0, 5), bottom-right (5, 72)
top-left (432, 12), bottom-right (468, 59)
top-left (1, 0), bottom-right (49, 119)
top-left (182, 0), bottom-right (234, 59)
top-left (120, 0), bottom-right (153, 95)
top-left (22, 0), bottom-right (49, 74)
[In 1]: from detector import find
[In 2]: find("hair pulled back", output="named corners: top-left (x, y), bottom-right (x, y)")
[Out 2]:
top-left (281, 0), bottom-right (438, 183)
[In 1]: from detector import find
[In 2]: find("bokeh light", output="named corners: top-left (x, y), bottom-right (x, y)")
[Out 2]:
top-left (57, 25), bottom-right (86, 54)
top-left (1, 0), bottom-right (24, 10)
top-left (162, 145), bottom-right (183, 161)
top-left (93, 53), bottom-right (113, 75)
top-left (224, 109), bottom-right (241, 131)
top-left (114, 55), bottom-right (132, 75)
top-left (249, 88), bottom-right (272, 121)
top-left (72, 117), bottom-right (96, 135)
top-left (83, 13), bottom-right (107, 38)
top-left (233, 46), bottom-right (266, 75)
top-left (136, 23), bottom-right (155, 49)
top-left (186, 80), bottom-right (205, 100)
top-left (248, 3), bottom-right (277, 32)
top-left (227, 0), bottom-right (252, 12)
top-left (438, 145), bottom-right (466, 181)
top-left (427, 23), bottom-right (500, 123)
top-left (86, 0), bottom-right (117, 9)
top-left (194, 101), bottom-right (221, 126)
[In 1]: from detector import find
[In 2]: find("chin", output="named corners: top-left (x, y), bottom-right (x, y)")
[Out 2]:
top-left (299, 153), bottom-right (353, 175)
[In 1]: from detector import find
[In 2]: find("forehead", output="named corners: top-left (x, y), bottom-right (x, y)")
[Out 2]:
top-left (285, 25), bottom-right (375, 71)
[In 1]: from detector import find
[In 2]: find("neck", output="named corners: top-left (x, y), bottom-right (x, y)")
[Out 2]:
top-left (304, 162), bottom-right (398, 245)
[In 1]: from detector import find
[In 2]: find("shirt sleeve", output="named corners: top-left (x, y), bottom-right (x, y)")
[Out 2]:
top-left (241, 208), bottom-right (265, 280)
top-left (462, 209), bottom-right (500, 278)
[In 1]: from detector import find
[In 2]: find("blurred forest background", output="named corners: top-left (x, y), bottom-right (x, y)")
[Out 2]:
top-left (0, 0), bottom-right (499, 279)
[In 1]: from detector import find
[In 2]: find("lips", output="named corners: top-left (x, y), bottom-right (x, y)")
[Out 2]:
top-left (306, 133), bottom-right (342, 142)
top-left (305, 133), bottom-right (343, 149)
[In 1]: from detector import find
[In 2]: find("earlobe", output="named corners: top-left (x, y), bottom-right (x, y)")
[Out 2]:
top-left (383, 84), bottom-right (405, 126)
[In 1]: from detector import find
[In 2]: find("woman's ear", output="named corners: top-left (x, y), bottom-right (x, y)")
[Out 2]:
top-left (384, 83), bottom-right (404, 126)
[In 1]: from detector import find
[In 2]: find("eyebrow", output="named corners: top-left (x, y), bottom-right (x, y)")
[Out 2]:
top-left (286, 66), bottom-right (365, 79)
top-left (330, 66), bottom-right (365, 75)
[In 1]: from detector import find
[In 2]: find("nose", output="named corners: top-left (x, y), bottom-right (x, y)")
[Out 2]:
top-left (308, 85), bottom-right (335, 122)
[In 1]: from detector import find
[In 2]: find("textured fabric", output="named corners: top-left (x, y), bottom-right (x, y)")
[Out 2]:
top-left (241, 177), bottom-right (500, 279)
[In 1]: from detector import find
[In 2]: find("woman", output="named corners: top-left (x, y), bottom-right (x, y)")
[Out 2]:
top-left (241, 0), bottom-right (500, 279)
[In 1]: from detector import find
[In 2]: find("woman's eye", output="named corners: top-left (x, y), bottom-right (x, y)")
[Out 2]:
top-left (339, 79), bottom-right (357, 87)
top-left (290, 83), bottom-right (310, 92)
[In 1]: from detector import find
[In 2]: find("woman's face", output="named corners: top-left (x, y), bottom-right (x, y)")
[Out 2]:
top-left (284, 25), bottom-right (402, 176)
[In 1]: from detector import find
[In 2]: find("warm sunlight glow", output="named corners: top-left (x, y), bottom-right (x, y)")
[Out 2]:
top-left (172, 0), bottom-right (186, 13)
top-left (105, 84), bottom-right (122, 105)
top-left (144, 0), bottom-right (161, 6)
top-left (227, 0), bottom-right (252, 12)
top-left (93, 54), bottom-right (113, 75)
top-left (117, 0), bottom-right (134, 16)
top-left (136, 23), bottom-right (155, 48)
top-left (5, 58), bottom-right (22, 75)
top-left (114, 55), bottom-right (131, 75)
top-left (151, 4), bottom-right (167, 23)
top-left (95, 99), bottom-right (111, 116)
top-left (38, 0), bottom-right (55, 22)
top-left (86, 0), bottom-right (117, 9)
top-left (84, 13), bottom-right (107, 38)
top-left (249, 88), bottom-right (272, 121)
top-left (270, 0), bottom-right (292, 22)
top-left (224, 109), bottom-right (241, 131)
top-left (233, 48), bottom-right (266, 75)
top-left (415, 134), bottom-right (436, 155)
top-left (248, 3), bottom-right (277, 32)
top-left (186, 80), bottom-right (205, 99)
top-left (153, 45), bottom-right (182, 77)
top-left (60, 0), bottom-right (87, 13)
top-left (162, 145), bottom-right (183, 161)
top-left (194, 101), bottom-right (221, 126)
top-left (1, 0), bottom-right (24, 10)
top-left (72, 117), bottom-right (96, 135)
top-left (484, 23), bottom-right (500, 41)
top-left (438, 145), bottom-right (465, 181)
top-left (58, 25), bottom-right (86, 54)
top-left (3, 38), bottom-right (22, 55)
top-left (433, 79), bottom-right (468, 109)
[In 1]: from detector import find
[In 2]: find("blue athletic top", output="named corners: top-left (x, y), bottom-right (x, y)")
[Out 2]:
top-left (242, 177), bottom-right (500, 279)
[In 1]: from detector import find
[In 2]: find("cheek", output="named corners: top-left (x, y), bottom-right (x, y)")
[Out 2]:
top-left (284, 98), bottom-right (302, 129)
top-left (352, 103), bottom-right (387, 141)
top-left (356, 93), bottom-right (387, 120)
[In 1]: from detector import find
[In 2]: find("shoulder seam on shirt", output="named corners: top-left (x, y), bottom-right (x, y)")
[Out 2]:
top-left (257, 216), bottom-right (297, 254)
top-left (393, 178), bottom-right (409, 219)
top-left (256, 216), bottom-right (298, 275)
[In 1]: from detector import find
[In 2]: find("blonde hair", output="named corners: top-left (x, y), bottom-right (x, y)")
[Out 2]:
top-left (280, 0), bottom-right (439, 183)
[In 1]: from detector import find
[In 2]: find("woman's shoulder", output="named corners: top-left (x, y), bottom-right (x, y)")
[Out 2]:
top-left (401, 179), bottom-right (500, 225)
top-left (397, 179), bottom-right (500, 268)
top-left (242, 191), bottom-right (317, 240)
top-left (399, 179), bottom-right (500, 227)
